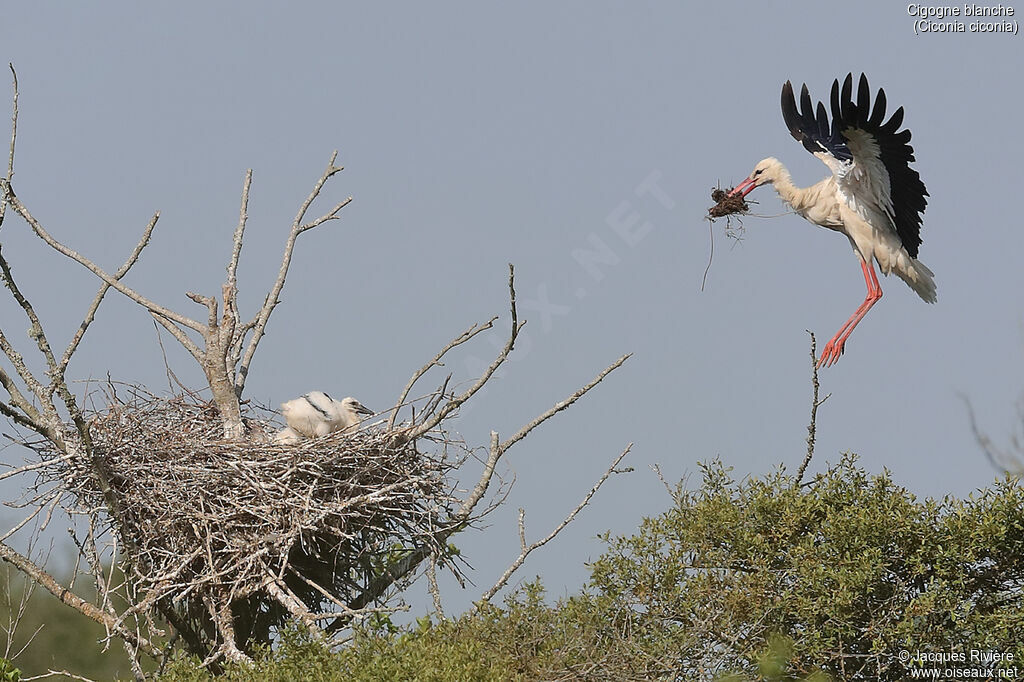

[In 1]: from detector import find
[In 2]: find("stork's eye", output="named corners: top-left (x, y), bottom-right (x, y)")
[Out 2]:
top-left (754, 169), bottom-right (763, 176)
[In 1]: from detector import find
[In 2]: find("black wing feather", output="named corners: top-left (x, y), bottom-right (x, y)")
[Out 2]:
top-left (781, 73), bottom-right (929, 257)
top-left (856, 75), bottom-right (871, 126)
top-left (781, 80), bottom-right (851, 161)
top-left (868, 89), bottom-right (887, 128)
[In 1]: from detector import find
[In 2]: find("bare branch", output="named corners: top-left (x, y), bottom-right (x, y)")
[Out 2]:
top-left (22, 670), bottom-right (99, 682)
top-left (56, 211), bottom-right (161, 386)
top-left (6, 192), bottom-right (204, 333)
top-left (403, 264), bottom-right (522, 441)
top-left (0, 452), bottom-right (76, 484)
top-left (234, 153), bottom-right (348, 395)
top-left (5, 64), bottom-right (15, 180)
top-left (0, 63), bottom-right (18, 232)
top-left (477, 444), bottom-right (633, 605)
top-left (226, 170), bottom-right (251, 291)
top-left (498, 352), bottom-right (630, 454)
top-left (427, 553), bottom-right (444, 619)
top-left (0, 391), bottom-right (45, 435)
top-left (0, 246), bottom-right (65, 400)
top-left (221, 172), bottom-right (251, 373)
top-left (0, 541), bottom-right (160, 659)
top-left (962, 393), bottom-right (1024, 475)
top-left (299, 197), bottom-right (352, 233)
top-left (388, 317), bottom-right (498, 430)
top-left (458, 431), bottom-right (502, 522)
top-left (149, 311), bottom-right (203, 364)
top-left (185, 291), bottom-right (218, 329)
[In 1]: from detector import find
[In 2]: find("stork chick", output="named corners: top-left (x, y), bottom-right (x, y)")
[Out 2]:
top-left (331, 396), bottom-right (374, 434)
top-left (281, 390), bottom-right (343, 438)
top-left (280, 391), bottom-right (374, 439)
top-left (273, 426), bottom-right (302, 445)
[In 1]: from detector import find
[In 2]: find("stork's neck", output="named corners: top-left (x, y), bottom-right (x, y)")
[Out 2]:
top-left (769, 165), bottom-right (837, 226)
top-left (767, 165), bottom-right (800, 205)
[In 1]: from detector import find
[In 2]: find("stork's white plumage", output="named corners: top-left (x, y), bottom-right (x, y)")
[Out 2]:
top-left (730, 74), bottom-right (935, 367)
top-left (280, 391), bottom-right (374, 439)
top-left (281, 390), bottom-right (340, 438)
top-left (332, 396), bottom-right (374, 434)
top-left (273, 426), bottom-right (302, 445)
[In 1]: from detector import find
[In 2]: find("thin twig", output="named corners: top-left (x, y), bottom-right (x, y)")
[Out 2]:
top-left (56, 211), bottom-right (161, 385)
top-left (0, 542), bottom-right (159, 659)
top-left (402, 264), bottom-right (522, 442)
top-left (0, 63), bottom-right (17, 232)
top-left (701, 217), bottom-right (714, 292)
top-left (7, 193), bottom-right (204, 333)
top-left (235, 153), bottom-right (348, 395)
top-left (388, 317), bottom-right (498, 430)
top-left (796, 331), bottom-right (830, 484)
top-left (476, 443), bottom-right (633, 605)
top-left (22, 671), bottom-right (99, 682)
top-left (498, 353), bottom-right (630, 454)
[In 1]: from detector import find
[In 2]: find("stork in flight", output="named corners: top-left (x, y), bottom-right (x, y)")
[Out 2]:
top-left (729, 74), bottom-right (935, 367)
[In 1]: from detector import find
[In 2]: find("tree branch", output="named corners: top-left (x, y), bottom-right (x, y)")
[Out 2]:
top-left (387, 317), bottom-right (498, 430)
top-left (226, 170), bottom-right (251, 293)
top-left (55, 211), bottom-right (161, 391)
top-left (402, 264), bottom-right (522, 442)
top-left (498, 352), bottom-right (631, 454)
top-left (476, 444), bottom-right (633, 605)
top-left (6, 192), bottom-right (205, 333)
top-left (0, 63), bottom-right (17, 233)
top-left (234, 153), bottom-right (348, 395)
top-left (149, 312), bottom-right (204, 364)
top-left (0, 541), bottom-right (160, 660)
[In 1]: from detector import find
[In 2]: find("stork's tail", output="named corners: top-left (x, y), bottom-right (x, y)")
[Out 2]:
top-left (896, 257), bottom-right (937, 303)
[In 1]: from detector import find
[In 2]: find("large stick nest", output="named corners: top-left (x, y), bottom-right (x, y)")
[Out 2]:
top-left (53, 388), bottom-right (468, 638)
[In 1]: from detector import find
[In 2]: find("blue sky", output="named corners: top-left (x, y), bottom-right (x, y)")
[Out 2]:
top-left (2, 3), bottom-right (1022, 616)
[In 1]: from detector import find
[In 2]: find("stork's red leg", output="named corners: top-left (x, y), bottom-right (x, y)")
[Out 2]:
top-left (818, 259), bottom-right (883, 368)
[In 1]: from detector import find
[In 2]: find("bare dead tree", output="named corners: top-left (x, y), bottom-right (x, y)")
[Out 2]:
top-left (0, 66), bottom-right (633, 670)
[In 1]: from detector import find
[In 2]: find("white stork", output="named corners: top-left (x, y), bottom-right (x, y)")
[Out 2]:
top-left (273, 426), bottom-right (302, 445)
top-left (332, 396), bottom-right (374, 434)
top-left (729, 74), bottom-right (935, 367)
top-left (280, 391), bottom-right (374, 439)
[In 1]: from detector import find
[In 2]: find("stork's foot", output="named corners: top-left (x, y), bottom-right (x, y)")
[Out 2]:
top-left (817, 337), bottom-right (846, 368)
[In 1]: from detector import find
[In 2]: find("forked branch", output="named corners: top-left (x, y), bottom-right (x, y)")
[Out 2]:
top-left (477, 443), bottom-right (633, 606)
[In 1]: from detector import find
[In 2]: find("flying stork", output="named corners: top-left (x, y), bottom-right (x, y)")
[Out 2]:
top-left (729, 74), bottom-right (935, 368)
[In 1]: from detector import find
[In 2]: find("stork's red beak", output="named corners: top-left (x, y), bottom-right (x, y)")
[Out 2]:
top-left (730, 176), bottom-right (759, 198)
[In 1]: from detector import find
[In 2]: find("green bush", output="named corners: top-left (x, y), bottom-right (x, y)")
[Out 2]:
top-left (159, 455), bottom-right (1024, 681)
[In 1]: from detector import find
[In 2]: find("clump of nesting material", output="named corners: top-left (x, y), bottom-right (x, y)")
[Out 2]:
top-left (708, 186), bottom-right (749, 218)
top-left (53, 387), bottom-right (467, 641)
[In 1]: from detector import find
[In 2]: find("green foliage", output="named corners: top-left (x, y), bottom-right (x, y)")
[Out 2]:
top-left (588, 454), bottom-right (1024, 680)
top-left (0, 658), bottom-right (19, 682)
top-left (159, 455), bottom-right (1024, 681)
top-left (160, 586), bottom-right (626, 681)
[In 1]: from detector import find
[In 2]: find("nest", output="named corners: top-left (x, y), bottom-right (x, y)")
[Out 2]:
top-left (708, 187), bottom-right (749, 218)
top-left (55, 389), bottom-right (466, 642)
